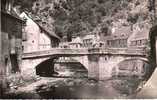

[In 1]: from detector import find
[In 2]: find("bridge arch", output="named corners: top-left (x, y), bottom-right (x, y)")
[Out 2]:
top-left (35, 58), bottom-right (56, 76)
top-left (112, 58), bottom-right (150, 79)
top-left (35, 56), bottom-right (88, 77)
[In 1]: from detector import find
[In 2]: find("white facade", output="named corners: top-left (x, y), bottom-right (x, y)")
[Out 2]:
top-left (39, 32), bottom-right (51, 50)
top-left (20, 12), bottom-right (52, 53)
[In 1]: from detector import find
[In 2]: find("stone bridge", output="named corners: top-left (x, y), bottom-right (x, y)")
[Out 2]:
top-left (22, 47), bottom-right (148, 80)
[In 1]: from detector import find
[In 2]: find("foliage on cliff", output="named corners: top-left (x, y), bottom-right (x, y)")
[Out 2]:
top-left (14, 0), bottom-right (157, 39)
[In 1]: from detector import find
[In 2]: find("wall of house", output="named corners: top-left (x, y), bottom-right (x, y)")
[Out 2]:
top-left (107, 38), bottom-right (128, 48)
top-left (39, 32), bottom-right (51, 50)
top-left (83, 39), bottom-right (93, 47)
top-left (82, 35), bottom-right (95, 47)
top-left (20, 13), bottom-right (40, 53)
top-left (130, 39), bottom-right (148, 47)
top-left (69, 43), bottom-right (82, 48)
top-left (20, 13), bottom-right (58, 52)
top-left (51, 38), bottom-right (59, 47)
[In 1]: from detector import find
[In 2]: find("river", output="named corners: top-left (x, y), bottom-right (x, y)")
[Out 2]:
top-left (3, 63), bottom-right (152, 99)
top-left (4, 75), bottom-right (142, 99)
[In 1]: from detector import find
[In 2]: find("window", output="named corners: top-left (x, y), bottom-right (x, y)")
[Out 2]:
top-left (135, 41), bottom-right (137, 46)
top-left (36, 3), bottom-right (40, 6)
top-left (104, 57), bottom-right (108, 61)
top-left (22, 45), bottom-right (24, 51)
top-left (5, 57), bottom-right (8, 66)
top-left (22, 29), bottom-right (27, 41)
top-left (107, 41), bottom-right (110, 46)
top-left (139, 40), bottom-right (142, 45)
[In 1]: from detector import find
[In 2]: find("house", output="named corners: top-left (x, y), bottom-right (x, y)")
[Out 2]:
top-left (129, 26), bottom-right (149, 48)
top-left (105, 35), bottom-right (130, 48)
top-left (69, 36), bottom-right (83, 48)
top-left (20, 12), bottom-right (60, 53)
top-left (82, 34), bottom-right (96, 47)
top-left (105, 26), bottom-right (132, 48)
top-left (1, 0), bottom-right (24, 95)
top-left (59, 35), bottom-right (70, 48)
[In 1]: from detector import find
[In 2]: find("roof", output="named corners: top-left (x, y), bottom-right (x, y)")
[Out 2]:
top-left (20, 12), bottom-right (61, 40)
top-left (36, 22), bottom-right (61, 40)
top-left (112, 26), bottom-right (132, 36)
top-left (103, 26), bottom-right (132, 40)
top-left (131, 28), bottom-right (149, 41)
top-left (83, 34), bottom-right (95, 40)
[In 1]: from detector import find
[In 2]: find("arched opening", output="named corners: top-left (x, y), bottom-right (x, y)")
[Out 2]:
top-left (36, 59), bottom-right (58, 77)
top-left (35, 57), bottom-right (88, 78)
top-left (111, 59), bottom-right (150, 95)
top-left (54, 57), bottom-right (88, 78)
top-left (54, 63), bottom-right (88, 78)
top-left (112, 59), bottom-right (150, 79)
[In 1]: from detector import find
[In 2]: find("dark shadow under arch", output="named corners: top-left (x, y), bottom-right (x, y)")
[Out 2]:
top-left (36, 58), bottom-right (58, 77)
top-left (35, 57), bottom-right (88, 78)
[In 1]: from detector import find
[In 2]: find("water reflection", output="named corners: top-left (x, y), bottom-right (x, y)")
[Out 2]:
top-left (33, 76), bottom-right (141, 99)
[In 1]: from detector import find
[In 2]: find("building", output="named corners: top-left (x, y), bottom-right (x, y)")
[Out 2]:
top-left (105, 26), bottom-right (132, 48)
top-left (82, 34), bottom-right (96, 47)
top-left (20, 12), bottom-right (60, 53)
top-left (69, 36), bottom-right (83, 48)
top-left (1, 0), bottom-right (24, 95)
top-left (129, 25), bottom-right (149, 48)
top-left (105, 35), bottom-right (130, 48)
top-left (59, 35), bottom-right (70, 48)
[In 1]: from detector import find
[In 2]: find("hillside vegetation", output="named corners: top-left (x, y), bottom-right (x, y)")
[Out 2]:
top-left (14, 0), bottom-right (157, 39)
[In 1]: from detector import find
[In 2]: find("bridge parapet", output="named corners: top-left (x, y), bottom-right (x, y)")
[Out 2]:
top-left (88, 48), bottom-right (147, 56)
top-left (22, 47), bottom-right (147, 59)
top-left (22, 48), bottom-right (89, 59)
